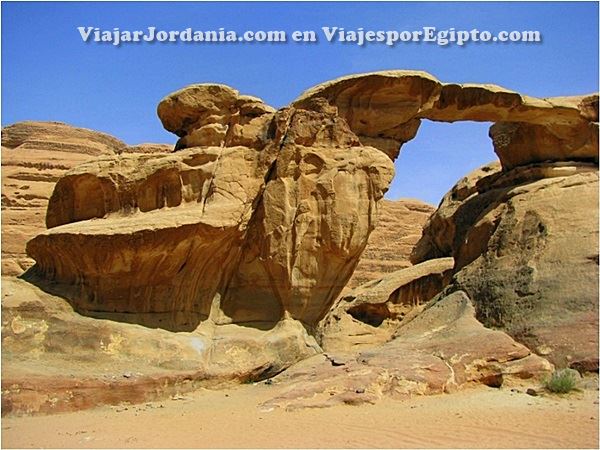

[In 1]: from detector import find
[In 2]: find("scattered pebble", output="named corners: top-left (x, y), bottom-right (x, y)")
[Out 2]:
top-left (526, 388), bottom-right (538, 397)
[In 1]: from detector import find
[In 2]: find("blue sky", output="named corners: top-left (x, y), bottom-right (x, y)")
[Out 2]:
top-left (2, 2), bottom-right (598, 204)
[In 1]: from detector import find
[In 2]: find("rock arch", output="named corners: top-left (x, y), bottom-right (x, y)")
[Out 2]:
top-left (291, 70), bottom-right (598, 165)
top-left (25, 71), bottom-right (598, 336)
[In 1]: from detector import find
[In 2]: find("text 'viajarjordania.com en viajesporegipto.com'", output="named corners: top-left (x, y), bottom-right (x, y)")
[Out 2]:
top-left (77, 26), bottom-right (542, 47)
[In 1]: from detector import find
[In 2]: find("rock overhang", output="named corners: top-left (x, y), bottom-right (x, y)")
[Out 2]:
top-left (4, 69), bottom-right (598, 415)
top-left (24, 69), bottom-right (599, 335)
top-left (155, 70), bottom-right (598, 167)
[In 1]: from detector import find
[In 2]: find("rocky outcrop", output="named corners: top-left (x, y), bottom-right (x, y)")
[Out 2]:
top-left (346, 199), bottom-right (435, 288)
top-left (5, 71), bottom-right (598, 414)
top-left (124, 143), bottom-right (173, 154)
top-left (5, 85), bottom-right (394, 415)
top-left (453, 165), bottom-right (598, 369)
top-left (1, 121), bottom-right (172, 276)
top-left (27, 144), bottom-right (273, 331)
top-left (410, 161), bottom-right (503, 264)
top-left (294, 71), bottom-right (597, 371)
top-left (1, 121), bottom-right (128, 155)
top-left (157, 84), bottom-right (276, 150)
top-left (221, 109), bottom-right (393, 326)
top-left (293, 71), bottom-right (598, 166)
top-left (319, 258), bottom-right (453, 353)
top-left (1, 122), bottom-right (126, 275)
top-left (1, 277), bottom-right (319, 415)
top-left (412, 161), bottom-right (599, 369)
top-left (26, 87), bottom-right (395, 332)
top-left (261, 291), bottom-right (552, 411)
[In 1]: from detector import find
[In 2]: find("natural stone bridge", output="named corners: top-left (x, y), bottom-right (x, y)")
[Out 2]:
top-left (26, 70), bottom-right (598, 334)
top-left (4, 70), bottom-right (597, 415)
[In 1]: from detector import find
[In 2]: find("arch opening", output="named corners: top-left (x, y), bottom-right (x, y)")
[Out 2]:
top-left (385, 121), bottom-right (497, 206)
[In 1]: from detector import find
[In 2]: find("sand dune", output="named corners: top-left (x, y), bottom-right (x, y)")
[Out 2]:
top-left (3, 383), bottom-right (598, 449)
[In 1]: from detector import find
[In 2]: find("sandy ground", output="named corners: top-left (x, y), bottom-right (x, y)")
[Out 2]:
top-left (2, 383), bottom-right (599, 449)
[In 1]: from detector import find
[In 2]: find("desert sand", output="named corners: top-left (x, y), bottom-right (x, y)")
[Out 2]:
top-left (2, 383), bottom-right (598, 449)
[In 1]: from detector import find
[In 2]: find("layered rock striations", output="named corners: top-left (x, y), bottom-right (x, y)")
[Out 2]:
top-left (1, 122), bottom-right (125, 275)
top-left (26, 86), bottom-right (395, 331)
top-left (1, 121), bottom-right (172, 276)
top-left (346, 199), bottom-right (435, 289)
top-left (318, 257), bottom-right (454, 353)
top-left (412, 161), bottom-right (599, 369)
top-left (293, 70), bottom-right (598, 166)
top-left (4, 71), bottom-right (598, 414)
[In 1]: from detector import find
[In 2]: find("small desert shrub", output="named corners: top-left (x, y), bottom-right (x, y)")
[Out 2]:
top-left (545, 368), bottom-right (580, 394)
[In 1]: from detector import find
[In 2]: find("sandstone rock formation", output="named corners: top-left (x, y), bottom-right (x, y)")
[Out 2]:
top-left (124, 143), bottom-right (173, 154)
top-left (346, 199), bottom-right (435, 288)
top-left (293, 70), bottom-right (598, 166)
top-left (410, 161), bottom-right (503, 263)
top-left (25, 88), bottom-right (395, 332)
top-left (7, 86), bottom-right (395, 414)
top-left (1, 121), bottom-right (172, 276)
top-left (319, 257), bottom-right (453, 353)
top-left (412, 161), bottom-right (599, 369)
top-left (261, 291), bottom-right (552, 411)
top-left (2, 121), bottom-right (128, 155)
top-left (157, 84), bottom-right (276, 151)
top-left (3, 70), bottom-right (598, 415)
top-left (292, 71), bottom-right (598, 371)
top-left (1, 276), bottom-right (318, 415)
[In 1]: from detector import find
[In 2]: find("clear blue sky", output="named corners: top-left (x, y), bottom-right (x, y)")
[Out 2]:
top-left (2, 2), bottom-right (598, 204)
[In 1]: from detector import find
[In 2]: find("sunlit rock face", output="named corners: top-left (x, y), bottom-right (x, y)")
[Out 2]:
top-left (27, 72), bottom-right (596, 333)
top-left (27, 86), bottom-right (395, 332)
top-left (1, 121), bottom-right (172, 277)
top-left (293, 70), bottom-right (598, 166)
top-left (5, 71), bottom-right (596, 415)
top-left (411, 161), bottom-right (599, 369)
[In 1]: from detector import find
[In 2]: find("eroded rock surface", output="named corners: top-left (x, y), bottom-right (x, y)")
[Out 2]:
top-left (27, 144), bottom-right (274, 331)
top-left (5, 71), bottom-right (598, 415)
top-left (124, 143), bottom-right (173, 154)
top-left (262, 291), bottom-right (551, 411)
top-left (1, 277), bottom-right (318, 415)
top-left (220, 115), bottom-right (394, 326)
top-left (6, 85), bottom-right (395, 415)
top-left (1, 122), bottom-right (124, 275)
top-left (157, 84), bottom-right (276, 150)
top-left (410, 161), bottom-right (503, 264)
top-left (26, 87), bottom-right (395, 332)
top-left (347, 199), bottom-right (435, 288)
top-left (1, 121), bottom-right (172, 276)
top-left (319, 257), bottom-right (454, 353)
top-left (294, 71), bottom-right (598, 166)
top-left (412, 161), bottom-right (599, 369)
